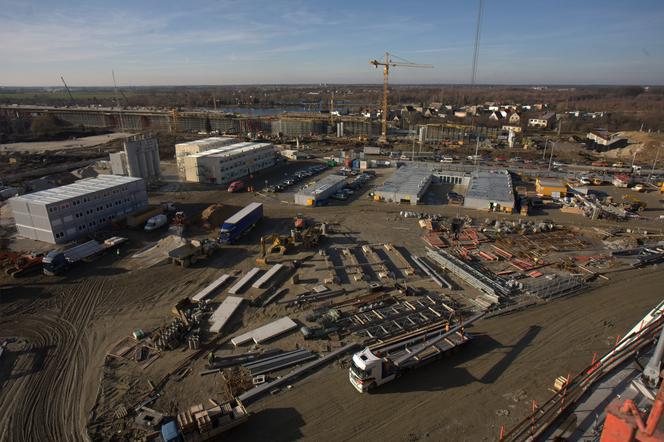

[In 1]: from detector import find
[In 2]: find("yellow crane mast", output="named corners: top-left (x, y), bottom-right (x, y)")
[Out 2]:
top-left (370, 52), bottom-right (433, 143)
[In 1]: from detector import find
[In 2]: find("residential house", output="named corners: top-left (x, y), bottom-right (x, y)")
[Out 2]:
top-left (489, 111), bottom-right (503, 121)
top-left (528, 112), bottom-right (557, 129)
top-left (502, 125), bottom-right (522, 133)
top-left (508, 112), bottom-right (521, 124)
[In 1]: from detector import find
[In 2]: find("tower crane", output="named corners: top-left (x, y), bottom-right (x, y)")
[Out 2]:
top-left (60, 76), bottom-right (75, 106)
top-left (370, 52), bottom-right (433, 143)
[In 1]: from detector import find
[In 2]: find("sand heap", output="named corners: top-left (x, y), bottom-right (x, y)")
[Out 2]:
top-left (201, 204), bottom-right (226, 230)
top-left (125, 235), bottom-right (186, 269)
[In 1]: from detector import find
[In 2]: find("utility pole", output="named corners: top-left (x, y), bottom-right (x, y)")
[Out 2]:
top-left (548, 143), bottom-right (555, 171)
top-left (112, 70), bottom-right (125, 132)
top-left (650, 145), bottom-right (661, 179)
top-left (631, 150), bottom-right (638, 169)
top-left (542, 138), bottom-right (549, 160)
top-left (411, 125), bottom-right (415, 161)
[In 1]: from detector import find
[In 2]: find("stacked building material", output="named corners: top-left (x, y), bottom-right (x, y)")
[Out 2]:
top-left (209, 296), bottom-right (244, 334)
top-left (192, 274), bottom-right (231, 303)
top-left (231, 317), bottom-right (298, 346)
top-left (228, 268), bottom-right (261, 294)
top-left (242, 349), bottom-right (318, 375)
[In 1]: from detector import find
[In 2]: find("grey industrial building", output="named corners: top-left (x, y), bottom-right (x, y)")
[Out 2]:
top-left (110, 136), bottom-right (160, 180)
top-left (294, 174), bottom-right (347, 206)
top-left (463, 170), bottom-right (515, 213)
top-left (373, 164), bottom-right (434, 205)
top-left (9, 175), bottom-right (148, 244)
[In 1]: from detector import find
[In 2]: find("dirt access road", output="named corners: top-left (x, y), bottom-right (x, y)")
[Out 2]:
top-left (230, 268), bottom-right (664, 442)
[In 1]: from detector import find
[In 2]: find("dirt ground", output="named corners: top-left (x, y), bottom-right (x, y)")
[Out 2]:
top-left (1, 158), bottom-right (663, 442)
top-left (0, 132), bottom-right (133, 152)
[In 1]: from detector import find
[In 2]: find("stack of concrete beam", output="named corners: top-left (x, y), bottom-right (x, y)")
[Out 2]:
top-left (209, 296), bottom-right (244, 334)
top-left (252, 264), bottom-right (283, 289)
top-left (228, 268), bottom-right (261, 294)
top-left (231, 317), bottom-right (298, 346)
top-left (192, 274), bottom-right (231, 303)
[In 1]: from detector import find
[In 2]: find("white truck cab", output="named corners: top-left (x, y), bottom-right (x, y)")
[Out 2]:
top-left (349, 348), bottom-right (397, 392)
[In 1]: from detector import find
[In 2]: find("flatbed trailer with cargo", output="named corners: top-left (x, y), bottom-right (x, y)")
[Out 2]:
top-left (348, 312), bottom-right (485, 392)
top-left (42, 236), bottom-right (128, 275)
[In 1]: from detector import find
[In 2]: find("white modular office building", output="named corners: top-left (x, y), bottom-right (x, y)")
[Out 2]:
top-left (183, 142), bottom-right (276, 184)
top-left (9, 175), bottom-right (148, 244)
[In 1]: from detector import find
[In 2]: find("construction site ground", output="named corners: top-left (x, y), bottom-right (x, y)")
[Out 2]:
top-left (1, 158), bottom-right (663, 442)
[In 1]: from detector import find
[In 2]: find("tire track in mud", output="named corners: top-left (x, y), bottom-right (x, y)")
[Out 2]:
top-left (0, 278), bottom-right (106, 442)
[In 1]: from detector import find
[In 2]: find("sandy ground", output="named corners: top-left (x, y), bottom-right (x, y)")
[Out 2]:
top-left (0, 132), bottom-right (132, 152)
top-left (0, 159), bottom-right (663, 442)
top-left (226, 268), bottom-right (664, 442)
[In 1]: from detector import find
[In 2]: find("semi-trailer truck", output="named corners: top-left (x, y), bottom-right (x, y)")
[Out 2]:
top-left (348, 312), bottom-right (485, 392)
top-left (42, 237), bottom-right (128, 275)
top-left (219, 202), bottom-right (263, 244)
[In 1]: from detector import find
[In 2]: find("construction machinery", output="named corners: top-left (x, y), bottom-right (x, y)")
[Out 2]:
top-left (168, 239), bottom-right (220, 267)
top-left (622, 195), bottom-right (647, 212)
top-left (349, 312), bottom-right (485, 392)
top-left (60, 76), bottom-right (75, 106)
top-left (0, 251), bottom-right (44, 277)
top-left (256, 234), bottom-right (293, 265)
top-left (370, 52), bottom-right (433, 143)
top-left (294, 213), bottom-right (306, 231)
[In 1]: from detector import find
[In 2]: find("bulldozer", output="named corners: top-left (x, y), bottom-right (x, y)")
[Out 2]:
top-left (621, 194), bottom-right (647, 212)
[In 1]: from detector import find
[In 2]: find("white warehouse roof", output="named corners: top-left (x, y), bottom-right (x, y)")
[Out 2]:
top-left (11, 175), bottom-right (144, 205)
top-left (189, 142), bottom-right (272, 159)
top-left (176, 137), bottom-right (237, 149)
top-left (465, 170), bottom-right (514, 205)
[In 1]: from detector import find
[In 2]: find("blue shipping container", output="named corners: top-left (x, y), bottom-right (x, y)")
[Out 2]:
top-left (219, 202), bottom-right (263, 243)
top-left (160, 421), bottom-right (182, 442)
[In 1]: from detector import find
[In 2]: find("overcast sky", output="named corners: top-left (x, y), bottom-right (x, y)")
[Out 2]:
top-left (1, 0), bottom-right (663, 86)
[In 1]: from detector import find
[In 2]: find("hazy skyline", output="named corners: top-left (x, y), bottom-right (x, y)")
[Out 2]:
top-left (2, 0), bottom-right (663, 86)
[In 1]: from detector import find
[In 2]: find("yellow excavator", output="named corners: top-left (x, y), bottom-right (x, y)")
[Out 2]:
top-left (256, 234), bottom-right (293, 265)
top-left (622, 194), bottom-right (647, 212)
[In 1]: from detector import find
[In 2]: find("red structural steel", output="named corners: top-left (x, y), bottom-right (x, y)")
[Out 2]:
top-left (600, 382), bottom-right (664, 442)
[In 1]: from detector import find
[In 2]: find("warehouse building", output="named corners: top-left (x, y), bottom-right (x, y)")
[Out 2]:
top-left (373, 164), bottom-right (433, 205)
top-left (536, 177), bottom-right (568, 198)
top-left (9, 175), bottom-right (147, 244)
top-left (294, 174), bottom-right (347, 206)
top-left (175, 137), bottom-right (237, 179)
top-left (183, 142), bottom-right (276, 184)
top-left (110, 136), bottom-right (160, 180)
top-left (463, 170), bottom-right (515, 213)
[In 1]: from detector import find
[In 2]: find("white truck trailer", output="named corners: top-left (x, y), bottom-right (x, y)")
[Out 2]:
top-left (349, 312), bottom-right (485, 392)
